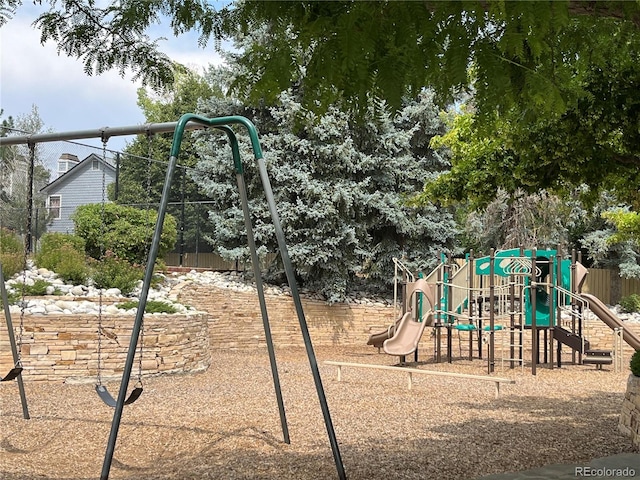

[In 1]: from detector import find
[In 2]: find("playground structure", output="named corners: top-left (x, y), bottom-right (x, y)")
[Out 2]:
top-left (369, 248), bottom-right (640, 375)
top-left (0, 115), bottom-right (346, 480)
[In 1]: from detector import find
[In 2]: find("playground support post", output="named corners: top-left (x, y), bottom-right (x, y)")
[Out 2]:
top-left (531, 249), bottom-right (537, 376)
top-left (246, 121), bottom-right (346, 480)
top-left (446, 256), bottom-right (453, 364)
top-left (552, 247), bottom-right (565, 370)
top-left (222, 125), bottom-right (289, 445)
top-left (435, 260), bottom-right (443, 363)
top-left (509, 261), bottom-right (516, 369)
top-left (467, 250), bottom-right (475, 361)
top-left (488, 249), bottom-right (495, 374)
top-left (570, 249), bottom-right (578, 365)
top-left (577, 250), bottom-right (584, 364)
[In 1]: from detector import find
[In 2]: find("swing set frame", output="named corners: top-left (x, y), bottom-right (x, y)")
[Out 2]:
top-left (0, 114), bottom-right (347, 480)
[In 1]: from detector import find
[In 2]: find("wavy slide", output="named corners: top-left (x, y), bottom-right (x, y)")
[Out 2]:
top-left (368, 278), bottom-right (436, 356)
top-left (383, 311), bottom-right (434, 357)
top-left (581, 293), bottom-right (640, 351)
top-left (367, 315), bottom-right (403, 349)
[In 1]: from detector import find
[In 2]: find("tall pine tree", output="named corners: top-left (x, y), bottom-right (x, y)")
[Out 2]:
top-left (194, 85), bottom-right (457, 301)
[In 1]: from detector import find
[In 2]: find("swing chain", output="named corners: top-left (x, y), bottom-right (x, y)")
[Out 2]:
top-left (96, 138), bottom-right (108, 387)
top-left (15, 144), bottom-right (37, 366)
top-left (133, 132), bottom-right (155, 387)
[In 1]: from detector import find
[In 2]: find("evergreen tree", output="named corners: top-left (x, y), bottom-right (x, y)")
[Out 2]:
top-left (194, 86), bottom-right (457, 301)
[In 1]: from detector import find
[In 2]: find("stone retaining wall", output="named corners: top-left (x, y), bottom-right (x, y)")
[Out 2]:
top-left (619, 375), bottom-right (640, 449)
top-left (2, 283), bottom-right (640, 382)
top-left (176, 284), bottom-right (396, 350)
top-left (176, 284), bottom-right (640, 363)
top-left (0, 311), bottom-right (210, 382)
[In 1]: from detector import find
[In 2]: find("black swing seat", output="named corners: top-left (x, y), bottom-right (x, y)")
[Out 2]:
top-left (95, 384), bottom-right (143, 407)
top-left (1, 366), bottom-right (23, 382)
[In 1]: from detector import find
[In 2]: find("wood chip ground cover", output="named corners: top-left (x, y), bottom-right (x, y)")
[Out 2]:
top-left (0, 347), bottom-right (635, 479)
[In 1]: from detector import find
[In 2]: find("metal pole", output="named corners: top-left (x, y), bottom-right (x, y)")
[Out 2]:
top-left (0, 263), bottom-right (30, 419)
top-left (488, 249), bottom-right (495, 374)
top-left (207, 115), bottom-right (346, 479)
top-left (446, 259), bottom-right (452, 363)
top-left (0, 121), bottom-right (208, 146)
top-left (219, 124), bottom-right (290, 444)
top-left (114, 153), bottom-right (120, 201)
top-left (531, 249), bottom-right (537, 376)
top-left (468, 250), bottom-right (475, 361)
top-left (100, 147), bottom-right (178, 480)
top-left (179, 169), bottom-right (186, 267)
top-left (509, 261), bottom-right (515, 369)
top-left (25, 144), bottom-right (35, 253)
top-left (571, 248), bottom-right (577, 365)
top-left (254, 151), bottom-right (347, 480)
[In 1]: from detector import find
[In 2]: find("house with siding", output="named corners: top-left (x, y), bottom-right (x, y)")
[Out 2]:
top-left (40, 153), bottom-right (116, 233)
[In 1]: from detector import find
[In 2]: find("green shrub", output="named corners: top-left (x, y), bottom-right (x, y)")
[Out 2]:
top-left (36, 233), bottom-right (89, 284)
top-left (92, 254), bottom-right (143, 295)
top-left (73, 203), bottom-right (177, 265)
top-left (10, 279), bottom-right (62, 297)
top-left (0, 228), bottom-right (24, 280)
top-left (620, 294), bottom-right (640, 313)
top-left (116, 300), bottom-right (178, 314)
top-left (30, 279), bottom-right (51, 296)
top-left (631, 350), bottom-right (640, 377)
top-left (54, 246), bottom-right (90, 285)
top-left (5, 290), bottom-right (20, 305)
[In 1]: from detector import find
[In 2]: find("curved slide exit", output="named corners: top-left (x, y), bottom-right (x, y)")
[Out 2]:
top-left (365, 278), bottom-right (436, 357)
top-left (383, 311), bottom-right (434, 356)
top-left (367, 316), bottom-right (403, 349)
top-left (581, 293), bottom-right (640, 351)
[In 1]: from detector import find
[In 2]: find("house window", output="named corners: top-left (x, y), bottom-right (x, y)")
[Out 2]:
top-left (92, 159), bottom-right (100, 170)
top-left (58, 161), bottom-right (67, 174)
top-left (48, 195), bottom-right (61, 220)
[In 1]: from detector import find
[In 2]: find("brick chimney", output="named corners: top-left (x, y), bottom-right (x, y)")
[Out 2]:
top-left (57, 153), bottom-right (80, 176)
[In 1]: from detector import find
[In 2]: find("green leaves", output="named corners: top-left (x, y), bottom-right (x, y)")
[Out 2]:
top-left (31, 0), bottom-right (227, 92)
top-left (604, 210), bottom-right (640, 246)
top-left (421, 11), bottom-right (640, 212)
top-left (73, 203), bottom-right (177, 264)
top-left (0, 0), bottom-right (20, 27)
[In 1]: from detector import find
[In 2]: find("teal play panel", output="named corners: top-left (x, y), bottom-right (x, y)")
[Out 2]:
top-left (472, 250), bottom-right (573, 328)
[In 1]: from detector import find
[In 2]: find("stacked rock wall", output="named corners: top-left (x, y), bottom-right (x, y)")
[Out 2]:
top-left (619, 375), bottom-right (640, 450)
top-left (0, 310), bottom-right (210, 382)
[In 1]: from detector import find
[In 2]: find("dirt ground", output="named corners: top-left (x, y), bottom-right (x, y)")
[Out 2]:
top-left (0, 346), bottom-right (637, 480)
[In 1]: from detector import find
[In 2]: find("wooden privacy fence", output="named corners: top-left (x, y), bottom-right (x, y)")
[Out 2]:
top-left (164, 252), bottom-right (277, 271)
top-left (581, 268), bottom-right (640, 305)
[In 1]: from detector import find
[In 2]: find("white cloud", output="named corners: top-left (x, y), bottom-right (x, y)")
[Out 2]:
top-left (0, 5), bottom-right (222, 152)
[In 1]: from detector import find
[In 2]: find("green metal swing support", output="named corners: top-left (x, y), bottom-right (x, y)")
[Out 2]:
top-left (99, 114), bottom-right (347, 480)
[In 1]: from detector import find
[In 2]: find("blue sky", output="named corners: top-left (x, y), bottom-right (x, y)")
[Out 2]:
top-left (0, 2), bottom-right (225, 152)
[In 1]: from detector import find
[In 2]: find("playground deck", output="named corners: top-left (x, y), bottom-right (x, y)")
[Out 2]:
top-left (0, 346), bottom-right (635, 480)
